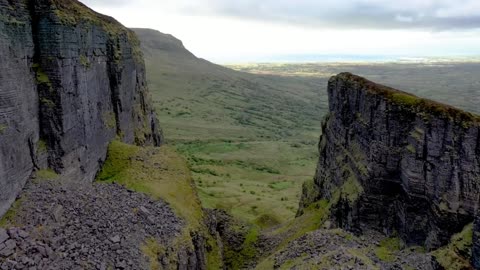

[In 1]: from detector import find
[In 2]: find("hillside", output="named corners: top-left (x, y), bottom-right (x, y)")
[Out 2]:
top-left (134, 28), bottom-right (326, 224)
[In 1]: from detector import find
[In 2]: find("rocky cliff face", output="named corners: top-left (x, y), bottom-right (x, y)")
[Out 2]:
top-left (0, 0), bottom-right (162, 216)
top-left (299, 73), bottom-right (480, 252)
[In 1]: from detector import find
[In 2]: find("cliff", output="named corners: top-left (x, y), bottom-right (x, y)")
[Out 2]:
top-left (0, 0), bottom-right (162, 217)
top-left (299, 73), bottom-right (480, 253)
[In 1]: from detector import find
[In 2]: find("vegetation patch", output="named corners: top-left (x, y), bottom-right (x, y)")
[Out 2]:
top-left (97, 141), bottom-right (222, 267)
top-left (79, 55), bottom-right (91, 68)
top-left (374, 237), bottom-right (403, 262)
top-left (36, 169), bottom-right (59, 181)
top-left (0, 198), bottom-right (24, 228)
top-left (268, 181), bottom-right (293, 191)
top-left (0, 124), bottom-right (6, 134)
top-left (432, 223), bottom-right (473, 270)
top-left (37, 140), bottom-right (48, 153)
top-left (33, 64), bottom-right (52, 89)
top-left (254, 213), bottom-right (281, 229)
top-left (225, 226), bottom-right (259, 269)
top-left (140, 237), bottom-right (165, 270)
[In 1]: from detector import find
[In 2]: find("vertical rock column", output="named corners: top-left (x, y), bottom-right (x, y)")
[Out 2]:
top-left (0, 0), bottom-right (38, 216)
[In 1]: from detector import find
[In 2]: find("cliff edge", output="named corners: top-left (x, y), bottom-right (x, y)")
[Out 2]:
top-left (298, 72), bottom-right (479, 262)
top-left (0, 0), bottom-right (162, 216)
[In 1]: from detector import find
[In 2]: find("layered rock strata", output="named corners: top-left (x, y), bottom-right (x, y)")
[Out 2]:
top-left (0, 0), bottom-right (162, 216)
top-left (299, 73), bottom-right (480, 251)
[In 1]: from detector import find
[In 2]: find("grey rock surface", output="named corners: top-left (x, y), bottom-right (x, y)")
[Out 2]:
top-left (299, 73), bottom-right (479, 259)
top-left (274, 229), bottom-right (437, 270)
top-left (0, 180), bottom-right (183, 269)
top-left (0, 0), bottom-right (162, 217)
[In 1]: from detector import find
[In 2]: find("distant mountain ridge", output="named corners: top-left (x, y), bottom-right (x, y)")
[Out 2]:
top-left (132, 28), bottom-right (327, 142)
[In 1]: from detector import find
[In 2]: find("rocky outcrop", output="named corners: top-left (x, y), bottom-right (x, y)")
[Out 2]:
top-left (474, 215), bottom-right (480, 268)
top-left (299, 73), bottom-right (480, 252)
top-left (0, 0), bottom-right (162, 216)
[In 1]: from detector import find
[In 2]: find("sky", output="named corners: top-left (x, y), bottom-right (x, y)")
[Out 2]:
top-left (79, 0), bottom-right (480, 63)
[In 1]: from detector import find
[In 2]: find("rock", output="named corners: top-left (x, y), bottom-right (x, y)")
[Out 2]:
top-left (0, 239), bottom-right (16, 257)
top-left (52, 205), bottom-right (64, 223)
top-left (0, 0), bottom-right (163, 218)
top-left (139, 206), bottom-right (150, 216)
top-left (0, 229), bottom-right (9, 244)
top-left (298, 73), bottom-right (480, 261)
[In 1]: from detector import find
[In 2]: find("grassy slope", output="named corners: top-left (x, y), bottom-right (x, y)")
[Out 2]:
top-left (134, 28), bottom-right (325, 225)
top-left (97, 141), bottom-right (223, 269)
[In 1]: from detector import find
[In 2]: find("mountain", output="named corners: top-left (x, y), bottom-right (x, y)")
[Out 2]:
top-left (133, 28), bottom-right (326, 225)
top-left (133, 28), bottom-right (327, 142)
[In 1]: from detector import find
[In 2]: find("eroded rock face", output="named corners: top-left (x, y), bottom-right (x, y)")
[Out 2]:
top-left (299, 73), bottom-right (480, 250)
top-left (0, 0), bottom-right (162, 216)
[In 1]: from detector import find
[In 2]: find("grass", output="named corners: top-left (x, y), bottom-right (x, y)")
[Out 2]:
top-left (432, 223), bottom-right (473, 270)
top-left (79, 55), bottom-right (90, 68)
top-left (37, 140), bottom-right (48, 153)
top-left (224, 226), bottom-right (260, 269)
top-left (134, 29), bottom-right (324, 225)
top-left (36, 169), bottom-right (59, 181)
top-left (0, 198), bottom-right (23, 228)
top-left (96, 140), bottom-right (222, 267)
top-left (177, 140), bottom-right (318, 224)
top-left (374, 237), bottom-right (403, 262)
top-left (140, 238), bottom-right (165, 270)
top-left (0, 124), bottom-right (6, 134)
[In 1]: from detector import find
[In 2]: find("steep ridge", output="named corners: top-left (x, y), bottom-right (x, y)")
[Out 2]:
top-left (133, 28), bottom-right (326, 142)
top-left (0, 0), bottom-right (161, 216)
top-left (299, 73), bottom-right (480, 266)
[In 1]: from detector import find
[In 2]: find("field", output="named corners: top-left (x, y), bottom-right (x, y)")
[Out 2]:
top-left (136, 28), bottom-right (480, 226)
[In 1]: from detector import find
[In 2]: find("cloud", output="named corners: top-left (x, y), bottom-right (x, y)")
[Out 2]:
top-left (173, 0), bottom-right (480, 30)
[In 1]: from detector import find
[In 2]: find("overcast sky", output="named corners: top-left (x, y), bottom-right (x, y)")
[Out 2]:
top-left (80, 0), bottom-right (480, 63)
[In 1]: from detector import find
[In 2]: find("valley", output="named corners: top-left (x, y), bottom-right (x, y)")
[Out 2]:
top-left (137, 28), bottom-right (480, 228)
top-left (0, 1), bottom-right (479, 269)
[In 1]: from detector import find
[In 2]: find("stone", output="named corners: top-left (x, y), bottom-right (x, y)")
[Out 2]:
top-left (110, 235), bottom-right (121, 244)
top-left (0, 229), bottom-right (9, 244)
top-left (298, 73), bottom-right (480, 256)
top-left (0, 0), bottom-right (163, 218)
top-left (52, 205), bottom-right (64, 223)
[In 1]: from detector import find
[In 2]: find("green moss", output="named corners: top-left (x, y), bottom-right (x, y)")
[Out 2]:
top-left (432, 223), bottom-right (473, 270)
top-left (40, 98), bottom-right (56, 109)
top-left (35, 69), bottom-right (52, 88)
top-left (410, 127), bottom-right (424, 140)
top-left (36, 169), bottom-right (59, 181)
top-left (103, 111), bottom-right (117, 130)
top-left (0, 124), bottom-right (6, 134)
top-left (390, 93), bottom-right (421, 106)
top-left (0, 198), bottom-right (23, 228)
top-left (374, 237), bottom-right (403, 262)
top-left (37, 140), bottom-right (48, 153)
top-left (79, 55), bottom-right (91, 68)
top-left (140, 237), bottom-right (165, 270)
top-left (406, 144), bottom-right (416, 154)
